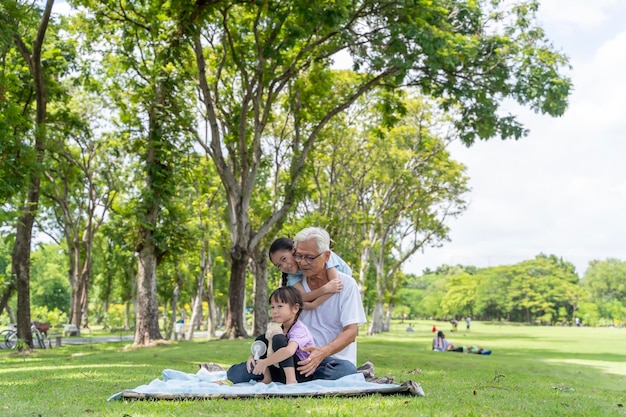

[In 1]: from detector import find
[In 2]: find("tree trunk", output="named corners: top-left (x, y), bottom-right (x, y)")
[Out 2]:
top-left (69, 244), bottom-right (87, 335)
top-left (134, 244), bottom-right (162, 345)
top-left (11, 0), bottom-right (53, 350)
top-left (125, 262), bottom-right (135, 330)
top-left (187, 240), bottom-right (210, 340)
top-left (6, 305), bottom-right (16, 323)
top-left (206, 271), bottom-right (217, 338)
top-left (0, 281), bottom-right (16, 318)
top-left (124, 300), bottom-right (131, 331)
top-left (13, 219), bottom-right (35, 349)
top-left (187, 291), bottom-right (203, 340)
top-left (368, 244), bottom-right (388, 335)
top-left (383, 303), bottom-right (393, 332)
top-left (67, 250), bottom-right (93, 332)
top-left (193, 294), bottom-right (203, 331)
top-left (67, 237), bottom-right (78, 328)
top-left (223, 244), bottom-right (249, 339)
top-left (170, 284), bottom-right (180, 340)
top-left (251, 245), bottom-right (269, 337)
top-left (357, 246), bottom-right (369, 300)
top-left (133, 101), bottom-right (167, 345)
top-left (368, 301), bottom-right (384, 335)
top-left (79, 266), bottom-right (90, 329)
top-left (71, 227), bottom-right (95, 331)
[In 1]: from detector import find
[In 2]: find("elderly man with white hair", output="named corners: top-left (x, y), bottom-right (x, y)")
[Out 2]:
top-left (291, 227), bottom-right (366, 380)
top-left (226, 227), bottom-right (366, 383)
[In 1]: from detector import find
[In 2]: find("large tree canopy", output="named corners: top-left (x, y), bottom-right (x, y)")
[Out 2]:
top-left (2, 0), bottom-right (572, 343)
top-left (188, 0), bottom-right (571, 337)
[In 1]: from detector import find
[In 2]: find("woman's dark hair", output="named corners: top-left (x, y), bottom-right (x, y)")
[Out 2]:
top-left (269, 286), bottom-right (303, 321)
top-left (437, 330), bottom-right (444, 338)
top-left (269, 238), bottom-right (295, 287)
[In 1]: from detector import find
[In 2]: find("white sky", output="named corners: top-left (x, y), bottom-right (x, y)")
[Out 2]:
top-left (404, 0), bottom-right (626, 277)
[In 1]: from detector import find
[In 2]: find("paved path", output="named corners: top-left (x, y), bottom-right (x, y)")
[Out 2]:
top-left (53, 334), bottom-right (135, 346)
top-left (1, 331), bottom-right (212, 349)
top-left (53, 331), bottom-right (212, 346)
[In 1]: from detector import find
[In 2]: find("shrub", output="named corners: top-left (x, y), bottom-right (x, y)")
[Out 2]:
top-left (31, 306), bottom-right (68, 328)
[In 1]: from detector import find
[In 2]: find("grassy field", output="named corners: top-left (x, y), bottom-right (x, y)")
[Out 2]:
top-left (0, 320), bottom-right (624, 416)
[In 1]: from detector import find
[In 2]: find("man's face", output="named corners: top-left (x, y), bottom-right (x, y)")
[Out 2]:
top-left (294, 239), bottom-right (329, 277)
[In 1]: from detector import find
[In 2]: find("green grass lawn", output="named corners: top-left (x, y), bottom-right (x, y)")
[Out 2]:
top-left (1, 321), bottom-right (624, 416)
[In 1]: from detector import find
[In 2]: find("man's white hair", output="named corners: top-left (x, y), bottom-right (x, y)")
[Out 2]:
top-left (293, 227), bottom-right (330, 252)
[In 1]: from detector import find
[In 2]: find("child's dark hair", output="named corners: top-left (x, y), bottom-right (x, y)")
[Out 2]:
top-left (269, 237), bottom-right (294, 255)
top-left (269, 237), bottom-right (295, 287)
top-left (269, 286), bottom-right (303, 321)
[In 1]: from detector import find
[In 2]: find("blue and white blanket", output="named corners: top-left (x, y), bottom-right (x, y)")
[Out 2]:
top-left (108, 369), bottom-right (422, 400)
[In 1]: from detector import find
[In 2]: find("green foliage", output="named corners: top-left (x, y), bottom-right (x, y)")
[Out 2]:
top-left (30, 306), bottom-right (68, 328)
top-left (391, 304), bottom-right (410, 320)
top-left (583, 258), bottom-right (626, 303)
top-left (396, 288), bottom-right (424, 319)
top-left (392, 254), bottom-right (625, 325)
top-left (1, 2), bottom-right (77, 204)
top-left (4, 0), bottom-right (574, 339)
top-left (30, 277), bottom-right (70, 313)
top-left (0, 236), bottom-right (12, 287)
top-left (30, 243), bottom-right (70, 313)
top-left (0, 12), bottom-right (36, 202)
top-left (99, 303), bottom-right (130, 330)
top-left (441, 272), bottom-right (478, 317)
top-left (91, 217), bottom-right (136, 309)
top-left (577, 302), bottom-right (600, 327)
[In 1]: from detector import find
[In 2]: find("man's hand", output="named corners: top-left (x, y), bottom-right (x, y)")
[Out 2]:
top-left (297, 345), bottom-right (327, 377)
top-left (297, 324), bottom-right (358, 376)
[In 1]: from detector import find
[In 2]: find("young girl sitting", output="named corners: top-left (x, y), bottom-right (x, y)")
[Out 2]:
top-left (248, 286), bottom-right (315, 384)
top-left (269, 237), bottom-right (352, 310)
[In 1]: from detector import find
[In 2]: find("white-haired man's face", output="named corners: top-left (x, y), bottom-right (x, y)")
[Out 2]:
top-left (293, 239), bottom-right (330, 277)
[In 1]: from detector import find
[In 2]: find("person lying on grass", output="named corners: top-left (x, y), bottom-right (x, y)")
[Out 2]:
top-left (248, 286), bottom-right (315, 384)
top-left (448, 345), bottom-right (492, 354)
top-left (432, 330), bottom-right (492, 355)
top-left (269, 237), bottom-right (352, 310)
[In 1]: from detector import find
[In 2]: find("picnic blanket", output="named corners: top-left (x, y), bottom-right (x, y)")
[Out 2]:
top-left (107, 369), bottom-right (424, 400)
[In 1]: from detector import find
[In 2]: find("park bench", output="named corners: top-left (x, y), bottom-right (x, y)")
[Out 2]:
top-left (63, 324), bottom-right (79, 337)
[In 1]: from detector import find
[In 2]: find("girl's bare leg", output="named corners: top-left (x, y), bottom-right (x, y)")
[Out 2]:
top-left (284, 367), bottom-right (298, 384)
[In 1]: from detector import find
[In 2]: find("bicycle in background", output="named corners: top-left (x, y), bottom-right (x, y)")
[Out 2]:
top-left (1, 322), bottom-right (48, 349)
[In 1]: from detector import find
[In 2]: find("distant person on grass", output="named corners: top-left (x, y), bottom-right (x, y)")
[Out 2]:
top-left (449, 345), bottom-right (492, 355)
top-left (432, 330), bottom-right (492, 355)
top-left (227, 227), bottom-right (366, 383)
top-left (450, 319), bottom-right (459, 332)
top-left (432, 330), bottom-right (454, 351)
